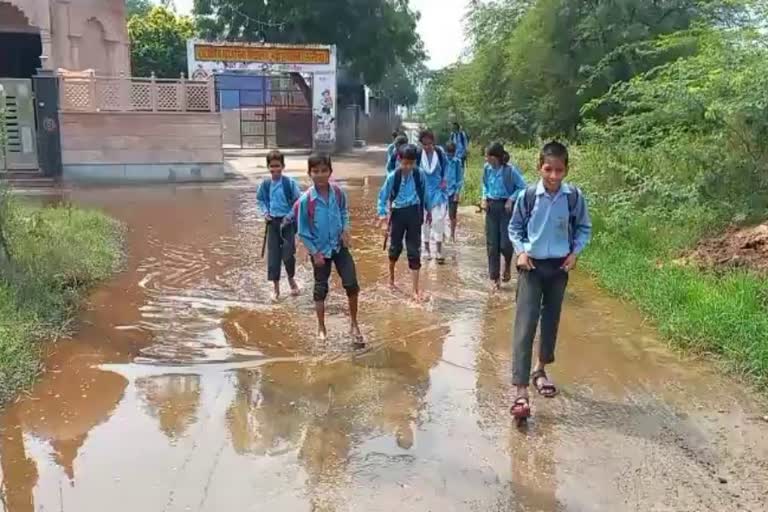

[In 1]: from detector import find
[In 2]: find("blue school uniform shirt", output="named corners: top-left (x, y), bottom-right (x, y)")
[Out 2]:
top-left (257, 176), bottom-right (302, 219)
top-left (386, 142), bottom-right (397, 161)
top-left (445, 156), bottom-right (464, 198)
top-left (508, 180), bottom-right (592, 259)
top-left (420, 151), bottom-right (448, 208)
top-left (482, 163), bottom-right (526, 200)
top-left (297, 186), bottom-right (350, 257)
top-left (450, 131), bottom-right (469, 158)
top-left (377, 168), bottom-right (428, 217)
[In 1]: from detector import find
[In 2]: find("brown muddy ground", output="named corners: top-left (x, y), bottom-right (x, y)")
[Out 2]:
top-left (1, 150), bottom-right (767, 512)
top-left (687, 222), bottom-right (768, 273)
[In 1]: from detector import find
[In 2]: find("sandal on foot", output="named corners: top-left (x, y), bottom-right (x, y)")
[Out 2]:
top-left (531, 369), bottom-right (558, 398)
top-left (510, 396), bottom-right (531, 419)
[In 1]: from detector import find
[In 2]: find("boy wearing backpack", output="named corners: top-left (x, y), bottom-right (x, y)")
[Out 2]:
top-left (450, 123), bottom-right (469, 169)
top-left (386, 135), bottom-right (410, 174)
top-left (481, 143), bottom-right (526, 290)
top-left (257, 150), bottom-right (302, 301)
top-left (444, 142), bottom-right (465, 243)
top-left (417, 130), bottom-right (450, 262)
top-left (507, 141), bottom-right (592, 420)
top-left (378, 144), bottom-right (429, 301)
top-left (296, 154), bottom-right (363, 345)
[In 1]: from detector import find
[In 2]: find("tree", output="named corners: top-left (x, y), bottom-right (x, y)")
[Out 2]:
top-left (128, 6), bottom-right (197, 78)
top-left (125, 0), bottom-right (153, 18)
top-left (192, 0), bottom-right (425, 86)
top-left (375, 60), bottom-right (425, 107)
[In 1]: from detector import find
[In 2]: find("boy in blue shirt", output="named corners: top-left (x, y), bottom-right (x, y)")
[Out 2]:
top-left (450, 122), bottom-right (469, 169)
top-left (378, 144), bottom-right (429, 301)
top-left (507, 141), bottom-right (592, 421)
top-left (296, 154), bottom-right (362, 346)
top-left (481, 143), bottom-right (527, 290)
top-left (444, 142), bottom-right (465, 243)
top-left (385, 135), bottom-right (409, 174)
top-left (257, 150), bottom-right (302, 301)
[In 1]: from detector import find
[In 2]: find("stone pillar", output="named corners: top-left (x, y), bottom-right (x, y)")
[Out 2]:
top-left (39, 28), bottom-right (53, 70)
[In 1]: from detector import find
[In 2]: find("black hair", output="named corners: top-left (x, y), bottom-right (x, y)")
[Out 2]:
top-left (266, 150), bottom-right (285, 166)
top-left (392, 130), bottom-right (400, 139)
top-left (445, 141), bottom-right (457, 153)
top-left (502, 151), bottom-right (510, 165)
top-left (539, 141), bottom-right (569, 167)
top-left (399, 144), bottom-right (419, 162)
top-left (418, 129), bottom-right (435, 144)
top-left (395, 135), bottom-right (409, 147)
top-left (486, 142), bottom-right (505, 160)
top-left (307, 153), bottom-right (333, 174)
top-left (453, 122), bottom-right (460, 129)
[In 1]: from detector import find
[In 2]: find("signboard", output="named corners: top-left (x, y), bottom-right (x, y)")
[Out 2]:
top-left (187, 40), bottom-right (337, 77)
top-left (188, 40), bottom-right (337, 149)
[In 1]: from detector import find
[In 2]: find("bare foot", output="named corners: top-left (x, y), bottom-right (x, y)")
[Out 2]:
top-left (490, 280), bottom-right (501, 292)
top-left (389, 281), bottom-right (399, 292)
top-left (350, 325), bottom-right (365, 348)
top-left (289, 278), bottom-right (300, 296)
top-left (317, 327), bottom-right (328, 341)
top-left (270, 290), bottom-right (280, 302)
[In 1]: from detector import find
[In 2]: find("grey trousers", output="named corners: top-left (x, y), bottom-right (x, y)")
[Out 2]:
top-left (512, 258), bottom-right (569, 386)
top-left (485, 199), bottom-right (514, 281)
top-left (267, 219), bottom-right (296, 282)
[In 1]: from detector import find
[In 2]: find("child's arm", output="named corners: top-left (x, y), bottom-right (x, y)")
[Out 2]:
top-left (257, 182), bottom-right (270, 217)
top-left (508, 194), bottom-right (527, 254)
top-left (571, 193), bottom-right (593, 255)
top-left (340, 189), bottom-right (350, 231)
top-left (285, 178), bottom-right (302, 222)
top-left (297, 196), bottom-right (319, 256)
top-left (481, 165), bottom-right (489, 199)
top-left (377, 173), bottom-right (394, 217)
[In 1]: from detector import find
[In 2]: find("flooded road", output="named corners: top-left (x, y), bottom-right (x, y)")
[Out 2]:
top-left (1, 152), bottom-right (767, 512)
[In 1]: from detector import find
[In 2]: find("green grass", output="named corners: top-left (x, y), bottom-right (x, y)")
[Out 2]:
top-left (0, 192), bottom-right (123, 403)
top-left (462, 145), bottom-right (768, 388)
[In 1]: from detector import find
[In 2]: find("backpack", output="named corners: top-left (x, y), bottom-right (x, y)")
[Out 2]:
top-left (390, 169), bottom-right (426, 210)
top-left (293, 184), bottom-right (345, 231)
top-left (521, 184), bottom-right (581, 248)
top-left (483, 164), bottom-right (520, 198)
top-left (259, 176), bottom-right (297, 212)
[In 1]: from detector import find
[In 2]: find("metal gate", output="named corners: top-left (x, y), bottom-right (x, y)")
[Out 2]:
top-left (0, 78), bottom-right (37, 171)
top-left (218, 74), bottom-right (312, 149)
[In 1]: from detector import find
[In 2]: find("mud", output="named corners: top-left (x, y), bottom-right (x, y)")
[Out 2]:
top-left (687, 222), bottom-right (768, 273)
top-left (1, 149), bottom-right (767, 512)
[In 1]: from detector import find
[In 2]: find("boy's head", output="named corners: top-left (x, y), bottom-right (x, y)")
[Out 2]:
top-left (394, 134), bottom-right (408, 149)
top-left (418, 129), bottom-right (435, 153)
top-left (452, 122), bottom-right (460, 131)
top-left (502, 151), bottom-right (510, 165)
top-left (445, 141), bottom-right (457, 158)
top-left (398, 144), bottom-right (419, 173)
top-left (307, 153), bottom-right (333, 186)
top-left (266, 150), bottom-right (285, 179)
top-left (391, 130), bottom-right (400, 141)
top-left (486, 142), bottom-right (505, 168)
top-left (538, 141), bottom-right (569, 191)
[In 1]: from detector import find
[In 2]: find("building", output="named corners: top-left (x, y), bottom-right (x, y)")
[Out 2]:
top-left (0, 0), bottom-right (130, 79)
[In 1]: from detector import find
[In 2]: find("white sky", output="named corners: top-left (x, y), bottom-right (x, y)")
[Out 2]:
top-left (171, 0), bottom-right (467, 69)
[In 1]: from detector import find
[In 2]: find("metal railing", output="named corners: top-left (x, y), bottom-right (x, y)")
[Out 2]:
top-left (59, 72), bottom-right (216, 113)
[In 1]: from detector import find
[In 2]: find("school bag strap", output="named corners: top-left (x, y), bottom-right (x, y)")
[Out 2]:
top-left (281, 175), bottom-right (296, 206)
top-left (301, 184), bottom-right (345, 231)
top-left (390, 169), bottom-right (425, 209)
top-left (522, 184), bottom-right (582, 248)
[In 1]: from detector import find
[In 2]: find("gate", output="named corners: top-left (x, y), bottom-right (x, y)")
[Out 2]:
top-left (0, 78), bottom-right (38, 170)
top-left (217, 74), bottom-right (312, 149)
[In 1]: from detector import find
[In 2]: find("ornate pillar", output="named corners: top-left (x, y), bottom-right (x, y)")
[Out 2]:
top-left (39, 27), bottom-right (53, 69)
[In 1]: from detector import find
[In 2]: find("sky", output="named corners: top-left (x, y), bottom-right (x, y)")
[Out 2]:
top-left (171, 0), bottom-right (468, 70)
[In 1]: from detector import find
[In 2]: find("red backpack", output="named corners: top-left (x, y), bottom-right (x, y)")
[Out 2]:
top-left (293, 184), bottom-right (345, 230)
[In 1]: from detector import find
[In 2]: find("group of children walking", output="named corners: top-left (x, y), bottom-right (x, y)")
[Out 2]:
top-left (258, 132), bottom-right (591, 421)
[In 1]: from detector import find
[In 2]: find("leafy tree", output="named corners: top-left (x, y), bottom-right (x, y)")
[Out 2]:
top-left (192, 0), bottom-right (425, 86)
top-left (128, 6), bottom-right (197, 78)
top-left (125, 0), bottom-right (153, 18)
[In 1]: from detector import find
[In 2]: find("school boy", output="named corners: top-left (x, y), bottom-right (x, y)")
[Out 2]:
top-left (481, 143), bottom-right (526, 290)
top-left (444, 142), bottom-right (465, 243)
top-left (450, 122), bottom-right (469, 169)
top-left (386, 135), bottom-right (410, 174)
top-left (257, 150), bottom-right (302, 301)
top-left (416, 130), bottom-right (449, 262)
top-left (296, 154), bottom-right (363, 345)
top-left (377, 144), bottom-right (429, 300)
top-left (507, 141), bottom-right (592, 420)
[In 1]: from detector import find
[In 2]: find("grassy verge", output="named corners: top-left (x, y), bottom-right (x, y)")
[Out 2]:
top-left (462, 146), bottom-right (768, 388)
top-left (0, 191), bottom-right (123, 403)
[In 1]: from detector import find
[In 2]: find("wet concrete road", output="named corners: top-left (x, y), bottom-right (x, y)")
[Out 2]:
top-left (1, 152), bottom-right (767, 512)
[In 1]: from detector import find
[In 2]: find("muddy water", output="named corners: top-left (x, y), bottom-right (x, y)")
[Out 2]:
top-left (1, 163), bottom-right (767, 512)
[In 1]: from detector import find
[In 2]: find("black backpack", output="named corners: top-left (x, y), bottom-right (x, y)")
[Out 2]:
top-left (520, 184), bottom-right (581, 247)
top-left (390, 169), bottom-right (426, 210)
top-left (259, 176), bottom-right (297, 208)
